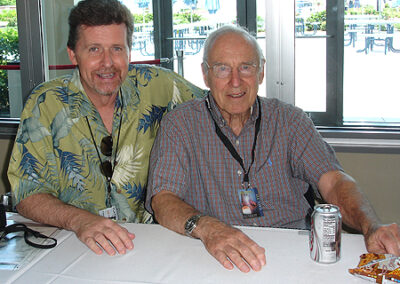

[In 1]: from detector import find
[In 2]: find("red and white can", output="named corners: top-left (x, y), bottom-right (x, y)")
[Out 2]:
top-left (309, 204), bottom-right (342, 263)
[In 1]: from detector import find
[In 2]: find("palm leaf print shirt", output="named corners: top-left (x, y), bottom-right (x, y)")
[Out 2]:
top-left (8, 64), bottom-right (205, 223)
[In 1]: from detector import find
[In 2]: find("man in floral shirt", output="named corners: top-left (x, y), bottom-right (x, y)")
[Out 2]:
top-left (7, 0), bottom-right (203, 255)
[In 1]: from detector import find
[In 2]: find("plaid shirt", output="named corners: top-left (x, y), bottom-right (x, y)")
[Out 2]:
top-left (146, 94), bottom-right (342, 228)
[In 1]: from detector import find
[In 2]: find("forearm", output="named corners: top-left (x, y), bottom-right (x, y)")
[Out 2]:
top-left (319, 171), bottom-right (380, 235)
top-left (16, 193), bottom-right (96, 232)
top-left (151, 190), bottom-right (201, 235)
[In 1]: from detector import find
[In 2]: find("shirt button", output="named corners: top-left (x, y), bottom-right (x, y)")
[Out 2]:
top-left (235, 140), bottom-right (240, 146)
top-left (237, 170), bottom-right (242, 176)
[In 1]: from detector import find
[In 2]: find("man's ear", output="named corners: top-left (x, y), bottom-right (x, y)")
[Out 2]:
top-left (201, 63), bottom-right (210, 88)
top-left (67, 47), bottom-right (78, 65)
top-left (258, 60), bottom-right (266, 85)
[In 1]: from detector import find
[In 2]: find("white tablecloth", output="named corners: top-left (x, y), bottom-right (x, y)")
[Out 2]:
top-left (6, 223), bottom-right (368, 284)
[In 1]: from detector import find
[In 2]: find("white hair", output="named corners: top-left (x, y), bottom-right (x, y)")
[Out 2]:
top-left (202, 25), bottom-right (265, 74)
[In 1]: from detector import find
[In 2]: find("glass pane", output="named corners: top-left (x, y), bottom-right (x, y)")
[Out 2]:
top-left (42, 0), bottom-right (155, 83)
top-left (42, 0), bottom-right (75, 81)
top-left (343, 0), bottom-right (400, 126)
top-left (257, 0), bottom-right (266, 97)
top-left (0, 1), bottom-right (20, 118)
top-left (172, 0), bottom-right (237, 89)
top-left (123, 0), bottom-right (155, 61)
top-left (295, 0), bottom-right (327, 112)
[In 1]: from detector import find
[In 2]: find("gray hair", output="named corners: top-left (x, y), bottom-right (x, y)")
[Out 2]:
top-left (202, 25), bottom-right (265, 73)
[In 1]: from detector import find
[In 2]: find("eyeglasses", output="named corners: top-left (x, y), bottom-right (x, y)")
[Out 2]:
top-left (204, 61), bottom-right (258, 79)
top-left (100, 135), bottom-right (113, 180)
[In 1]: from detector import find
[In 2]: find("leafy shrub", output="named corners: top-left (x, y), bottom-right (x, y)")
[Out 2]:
top-left (0, 9), bottom-right (17, 27)
top-left (306, 10), bottom-right (326, 31)
top-left (0, 27), bottom-right (19, 113)
top-left (174, 11), bottom-right (203, 24)
top-left (0, 0), bottom-right (15, 5)
top-left (133, 13), bottom-right (153, 24)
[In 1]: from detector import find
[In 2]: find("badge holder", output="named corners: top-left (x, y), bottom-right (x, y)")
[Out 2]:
top-left (238, 184), bottom-right (264, 219)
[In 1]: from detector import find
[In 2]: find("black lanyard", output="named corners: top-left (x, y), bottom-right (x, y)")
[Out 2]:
top-left (1, 223), bottom-right (57, 249)
top-left (85, 91), bottom-right (123, 207)
top-left (205, 95), bottom-right (262, 188)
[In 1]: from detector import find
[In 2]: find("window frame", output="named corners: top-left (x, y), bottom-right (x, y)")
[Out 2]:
top-left (0, 0), bottom-right (44, 135)
top-left (264, 0), bottom-right (400, 152)
top-left (1, 0), bottom-right (400, 153)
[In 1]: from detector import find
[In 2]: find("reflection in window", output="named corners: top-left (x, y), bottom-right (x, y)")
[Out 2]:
top-left (257, 0), bottom-right (266, 97)
top-left (343, 0), bottom-right (400, 126)
top-left (121, 0), bottom-right (155, 61)
top-left (0, 0), bottom-right (19, 118)
top-left (172, 0), bottom-right (236, 89)
top-left (295, 0), bottom-right (327, 112)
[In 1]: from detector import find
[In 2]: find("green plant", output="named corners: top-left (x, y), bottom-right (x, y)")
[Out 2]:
top-left (173, 11), bottom-right (203, 24)
top-left (306, 10), bottom-right (326, 31)
top-left (133, 13), bottom-right (153, 24)
top-left (257, 15), bottom-right (264, 29)
top-left (363, 5), bottom-right (379, 15)
top-left (0, 0), bottom-right (15, 5)
top-left (0, 9), bottom-right (17, 27)
top-left (0, 27), bottom-right (19, 114)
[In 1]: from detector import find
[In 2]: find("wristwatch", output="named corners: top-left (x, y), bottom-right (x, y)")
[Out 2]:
top-left (184, 214), bottom-right (204, 237)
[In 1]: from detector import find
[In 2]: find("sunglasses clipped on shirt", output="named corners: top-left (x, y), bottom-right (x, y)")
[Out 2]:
top-left (100, 135), bottom-right (114, 180)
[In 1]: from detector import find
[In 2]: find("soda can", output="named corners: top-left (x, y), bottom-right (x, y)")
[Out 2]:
top-left (1, 192), bottom-right (13, 212)
top-left (309, 204), bottom-right (342, 263)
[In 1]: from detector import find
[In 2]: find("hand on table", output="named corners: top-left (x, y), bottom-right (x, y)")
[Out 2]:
top-left (195, 217), bottom-right (266, 273)
top-left (72, 213), bottom-right (135, 256)
top-left (15, 193), bottom-right (135, 256)
top-left (365, 223), bottom-right (400, 256)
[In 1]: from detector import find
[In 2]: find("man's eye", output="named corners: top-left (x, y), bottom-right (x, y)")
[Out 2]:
top-left (89, 47), bottom-right (99, 52)
top-left (218, 65), bottom-right (229, 72)
top-left (113, 46), bottom-right (123, 52)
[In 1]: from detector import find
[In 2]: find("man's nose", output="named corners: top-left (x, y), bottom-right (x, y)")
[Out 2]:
top-left (101, 50), bottom-right (113, 67)
top-left (230, 68), bottom-right (241, 87)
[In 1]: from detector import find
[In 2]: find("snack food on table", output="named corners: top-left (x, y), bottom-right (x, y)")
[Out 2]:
top-left (349, 253), bottom-right (400, 283)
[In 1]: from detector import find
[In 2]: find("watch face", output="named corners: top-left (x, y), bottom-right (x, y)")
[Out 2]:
top-left (185, 214), bottom-right (202, 235)
top-left (185, 218), bottom-right (196, 231)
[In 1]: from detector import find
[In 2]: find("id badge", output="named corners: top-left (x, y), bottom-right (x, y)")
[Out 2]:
top-left (99, 205), bottom-right (119, 220)
top-left (238, 187), bottom-right (264, 219)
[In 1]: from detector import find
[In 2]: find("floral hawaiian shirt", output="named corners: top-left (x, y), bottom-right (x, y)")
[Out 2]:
top-left (8, 64), bottom-right (205, 223)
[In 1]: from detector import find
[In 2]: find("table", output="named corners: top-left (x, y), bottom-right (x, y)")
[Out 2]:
top-left (2, 223), bottom-right (370, 284)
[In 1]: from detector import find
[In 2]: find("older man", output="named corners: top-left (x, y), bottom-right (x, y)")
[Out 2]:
top-left (8, 0), bottom-right (203, 255)
top-left (146, 25), bottom-right (400, 273)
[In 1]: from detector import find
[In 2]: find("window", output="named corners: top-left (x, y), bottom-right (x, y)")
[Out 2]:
top-left (3, 0), bottom-right (400, 144)
top-left (0, 0), bottom-right (20, 118)
top-left (171, 0), bottom-right (237, 89)
top-left (121, 0), bottom-right (155, 62)
top-left (267, 0), bottom-right (400, 129)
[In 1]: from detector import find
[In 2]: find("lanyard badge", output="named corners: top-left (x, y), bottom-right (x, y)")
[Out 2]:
top-left (238, 187), bottom-right (264, 218)
top-left (99, 205), bottom-right (119, 220)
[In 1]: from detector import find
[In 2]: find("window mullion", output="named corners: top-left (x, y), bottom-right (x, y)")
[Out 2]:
top-left (16, 0), bottom-right (45, 105)
top-left (152, 0), bottom-right (173, 70)
top-left (237, 0), bottom-right (257, 33)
